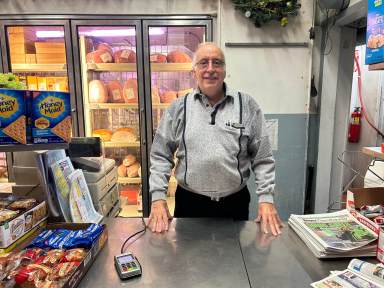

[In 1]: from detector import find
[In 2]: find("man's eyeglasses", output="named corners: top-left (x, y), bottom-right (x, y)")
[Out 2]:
top-left (195, 58), bottom-right (225, 69)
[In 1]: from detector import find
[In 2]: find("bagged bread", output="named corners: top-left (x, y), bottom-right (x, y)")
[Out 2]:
top-left (93, 129), bottom-right (112, 141)
top-left (150, 53), bottom-right (167, 63)
top-left (127, 162), bottom-right (140, 178)
top-left (166, 50), bottom-right (192, 63)
top-left (117, 164), bottom-right (127, 177)
top-left (89, 80), bottom-right (108, 103)
top-left (86, 49), bottom-right (113, 63)
top-left (123, 154), bottom-right (137, 167)
top-left (160, 90), bottom-right (177, 104)
top-left (97, 43), bottom-right (113, 54)
top-left (111, 127), bottom-right (136, 142)
top-left (151, 86), bottom-right (161, 104)
top-left (114, 49), bottom-right (136, 63)
top-left (107, 80), bottom-right (124, 103)
top-left (123, 79), bottom-right (138, 103)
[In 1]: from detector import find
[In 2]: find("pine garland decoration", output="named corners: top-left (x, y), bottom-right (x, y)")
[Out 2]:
top-left (231, 0), bottom-right (301, 27)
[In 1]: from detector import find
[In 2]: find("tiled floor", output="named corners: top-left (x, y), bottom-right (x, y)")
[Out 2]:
top-left (118, 196), bottom-right (175, 217)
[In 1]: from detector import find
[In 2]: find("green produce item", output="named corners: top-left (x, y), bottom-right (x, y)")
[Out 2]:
top-left (0, 73), bottom-right (26, 89)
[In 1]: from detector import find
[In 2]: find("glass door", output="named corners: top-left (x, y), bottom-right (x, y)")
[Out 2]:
top-left (143, 19), bottom-right (212, 216)
top-left (72, 20), bottom-right (147, 217)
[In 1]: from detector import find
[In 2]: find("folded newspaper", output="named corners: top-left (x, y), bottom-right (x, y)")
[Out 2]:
top-left (288, 209), bottom-right (378, 258)
top-left (311, 258), bottom-right (384, 287)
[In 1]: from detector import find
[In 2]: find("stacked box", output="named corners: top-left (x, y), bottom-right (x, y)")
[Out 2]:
top-left (0, 89), bottom-right (29, 145)
top-left (8, 27), bottom-right (36, 64)
top-left (30, 90), bottom-right (71, 143)
top-left (366, 0), bottom-right (384, 64)
top-left (35, 42), bottom-right (66, 64)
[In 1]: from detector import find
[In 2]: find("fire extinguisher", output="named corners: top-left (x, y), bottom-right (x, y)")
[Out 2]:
top-left (348, 107), bottom-right (362, 143)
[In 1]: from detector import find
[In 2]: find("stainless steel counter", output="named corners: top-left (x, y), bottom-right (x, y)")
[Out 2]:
top-left (78, 218), bottom-right (352, 288)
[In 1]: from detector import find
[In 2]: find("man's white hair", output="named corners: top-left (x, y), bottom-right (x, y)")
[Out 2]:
top-left (192, 42), bottom-right (226, 69)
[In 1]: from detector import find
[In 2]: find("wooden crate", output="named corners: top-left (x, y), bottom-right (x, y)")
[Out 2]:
top-left (35, 42), bottom-right (65, 54)
top-left (36, 53), bottom-right (66, 64)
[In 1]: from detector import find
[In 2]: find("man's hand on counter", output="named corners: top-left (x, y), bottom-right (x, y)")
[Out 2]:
top-left (148, 200), bottom-right (172, 233)
top-left (255, 202), bottom-right (284, 236)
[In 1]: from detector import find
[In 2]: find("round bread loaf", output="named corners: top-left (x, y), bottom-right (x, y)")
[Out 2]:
top-left (114, 49), bottom-right (136, 63)
top-left (160, 90), bottom-right (177, 104)
top-left (92, 129), bottom-right (112, 142)
top-left (86, 49), bottom-right (113, 63)
top-left (89, 80), bottom-right (108, 103)
top-left (166, 50), bottom-right (192, 63)
top-left (150, 53), bottom-right (167, 63)
top-left (107, 80), bottom-right (124, 103)
top-left (123, 79), bottom-right (138, 103)
top-left (117, 164), bottom-right (127, 177)
top-left (123, 154), bottom-right (137, 167)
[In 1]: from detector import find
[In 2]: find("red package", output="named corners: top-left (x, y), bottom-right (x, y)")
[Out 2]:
top-left (14, 264), bottom-right (52, 284)
top-left (35, 279), bottom-right (61, 288)
top-left (23, 248), bottom-right (45, 262)
top-left (62, 248), bottom-right (86, 262)
top-left (37, 250), bottom-right (65, 267)
top-left (49, 261), bottom-right (80, 281)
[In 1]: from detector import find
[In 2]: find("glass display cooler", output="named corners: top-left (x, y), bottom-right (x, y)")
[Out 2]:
top-left (73, 18), bottom-right (211, 217)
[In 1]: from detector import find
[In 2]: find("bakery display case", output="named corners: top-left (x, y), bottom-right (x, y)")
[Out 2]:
top-left (73, 19), bottom-right (212, 217)
top-left (76, 24), bottom-right (144, 217)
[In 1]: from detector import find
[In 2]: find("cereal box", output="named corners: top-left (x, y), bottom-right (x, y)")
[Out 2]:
top-left (366, 0), bottom-right (384, 64)
top-left (30, 90), bottom-right (71, 143)
top-left (0, 89), bottom-right (28, 144)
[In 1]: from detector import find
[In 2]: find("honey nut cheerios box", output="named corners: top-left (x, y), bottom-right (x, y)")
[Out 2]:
top-left (29, 90), bottom-right (71, 144)
top-left (0, 89), bottom-right (29, 145)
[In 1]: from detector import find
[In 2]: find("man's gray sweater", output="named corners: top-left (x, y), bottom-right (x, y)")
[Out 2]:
top-left (149, 84), bottom-right (275, 203)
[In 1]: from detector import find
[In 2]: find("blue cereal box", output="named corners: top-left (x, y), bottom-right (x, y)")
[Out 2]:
top-left (0, 89), bottom-right (28, 144)
top-left (366, 0), bottom-right (384, 64)
top-left (30, 91), bottom-right (71, 144)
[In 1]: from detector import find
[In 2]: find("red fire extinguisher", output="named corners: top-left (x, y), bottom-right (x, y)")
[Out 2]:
top-left (348, 107), bottom-right (362, 143)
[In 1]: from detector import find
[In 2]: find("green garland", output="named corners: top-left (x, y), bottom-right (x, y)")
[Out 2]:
top-left (231, 0), bottom-right (301, 27)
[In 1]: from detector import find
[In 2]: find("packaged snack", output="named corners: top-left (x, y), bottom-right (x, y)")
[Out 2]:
top-left (48, 261), bottom-right (80, 281)
top-left (34, 279), bottom-right (61, 288)
top-left (0, 200), bottom-right (12, 209)
top-left (0, 209), bottom-right (19, 223)
top-left (30, 91), bottom-right (71, 144)
top-left (0, 89), bottom-right (29, 145)
top-left (8, 198), bottom-right (36, 210)
top-left (28, 230), bottom-right (55, 249)
top-left (63, 224), bottom-right (103, 249)
top-left (38, 249), bottom-right (65, 267)
top-left (14, 263), bottom-right (52, 285)
top-left (22, 248), bottom-right (45, 262)
top-left (62, 248), bottom-right (86, 262)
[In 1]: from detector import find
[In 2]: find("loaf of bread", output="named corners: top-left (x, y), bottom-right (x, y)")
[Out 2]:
top-left (123, 154), bottom-right (137, 167)
top-left (92, 129), bottom-right (113, 142)
top-left (114, 49), bottom-right (136, 63)
top-left (89, 80), bottom-right (108, 103)
top-left (107, 80), bottom-right (124, 103)
top-left (166, 50), bottom-right (192, 63)
top-left (160, 90), bottom-right (177, 104)
top-left (123, 79), bottom-right (138, 103)
top-left (111, 127), bottom-right (136, 142)
top-left (127, 162), bottom-right (140, 178)
top-left (117, 164), bottom-right (127, 177)
top-left (86, 49), bottom-right (113, 63)
top-left (150, 53), bottom-right (167, 63)
top-left (151, 86), bottom-right (161, 104)
top-left (97, 43), bottom-right (113, 54)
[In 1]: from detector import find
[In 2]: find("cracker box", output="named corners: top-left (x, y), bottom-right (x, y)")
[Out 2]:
top-left (0, 89), bottom-right (28, 144)
top-left (30, 90), bottom-right (71, 143)
top-left (366, 0), bottom-right (384, 64)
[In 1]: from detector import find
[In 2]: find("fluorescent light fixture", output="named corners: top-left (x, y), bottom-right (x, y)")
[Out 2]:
top-left (36, 27), bottom-right (164, 38)
top-left (36, 30), bottom-right (64, 38)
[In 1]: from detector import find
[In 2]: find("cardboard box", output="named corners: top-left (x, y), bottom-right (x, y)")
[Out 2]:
top-left (30, 90), bottom-right (71, 143)
top-left (0, 89), bottom-right (29, 145)
top-left (25, 53), bottom-right (36, 64)
top-left (347, 187), bottom-right (384, 209)
top-left (35, 42), bottom-right (65, 54)
top-left (36, 53), bottom-right (67, 64)
top-left (13, 166), bottom-right (40, 186)
top-left (10, 53), bottom-right (25, 64)
top-left (10, 43), bottom-right (35, 54)
top-left (0, 200), bottom-right (47, 248)
top-left (366, 1), bottom-right (384, 64)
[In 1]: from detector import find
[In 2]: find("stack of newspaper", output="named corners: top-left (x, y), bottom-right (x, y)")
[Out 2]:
top-left (288, 209), bottom-right (378, 258)
top-left (311, 258), bottom-right (384, 288)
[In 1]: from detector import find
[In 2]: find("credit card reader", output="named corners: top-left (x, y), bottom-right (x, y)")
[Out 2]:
top-left (114, 252), bottom-right (142, 279)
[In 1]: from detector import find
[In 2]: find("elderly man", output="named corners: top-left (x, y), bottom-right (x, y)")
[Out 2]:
top-left (148, 42), bottom-right (282, 235)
